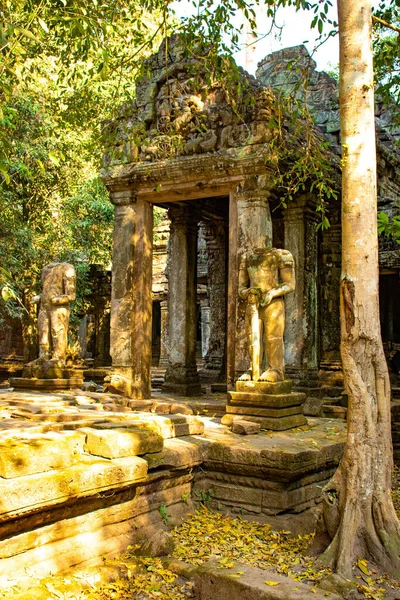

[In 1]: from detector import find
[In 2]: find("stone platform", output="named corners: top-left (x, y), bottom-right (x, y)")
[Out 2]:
top-left (226, 380), bottom-right (307, 430)
top-left (0, 388), bottom-right (345, 588)
top-left (10, 377), bottom-right (84, 390)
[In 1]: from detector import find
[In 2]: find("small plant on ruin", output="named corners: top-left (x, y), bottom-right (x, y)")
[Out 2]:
top-left (159, 503), bottom-right (169, 525)
top-left (199, 488), bottom-right (214, 507)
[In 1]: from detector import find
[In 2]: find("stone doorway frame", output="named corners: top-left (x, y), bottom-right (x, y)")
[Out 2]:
top-left (105, 152), bottom-right (319, 399)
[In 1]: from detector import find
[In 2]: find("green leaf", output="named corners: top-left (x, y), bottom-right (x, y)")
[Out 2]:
top-left (48, 151), bottom-right (60, 166)
top-left (38, 19), bottom-right (49, 33)
top-left (1, 285), bottom-right (16, 302)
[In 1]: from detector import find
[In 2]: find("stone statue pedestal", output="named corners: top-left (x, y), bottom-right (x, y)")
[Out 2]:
top-left (226, 380), bottom-right (307, 431)
top-left (11, 363), bottom-right (83, 391)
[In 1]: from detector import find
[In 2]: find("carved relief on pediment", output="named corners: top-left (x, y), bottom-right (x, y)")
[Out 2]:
top-left (114, 59), bottom-right (277, 164)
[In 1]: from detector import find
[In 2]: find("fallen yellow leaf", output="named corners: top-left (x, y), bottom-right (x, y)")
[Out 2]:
top-left (265, 581), bottom-right (280, 586)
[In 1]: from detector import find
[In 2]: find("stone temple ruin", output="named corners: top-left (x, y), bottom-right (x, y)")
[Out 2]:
top-left (0, 39), bottom-right (399, 588)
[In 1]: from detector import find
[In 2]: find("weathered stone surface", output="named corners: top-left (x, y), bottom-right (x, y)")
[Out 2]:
top-left (194, 560), bottom-right (341, 600)
top-left (232, 420), bottom-right (261, 435)
top-left (135, 530), bottom-right (175, 557)
top-left (81, 381), bottom-right (97, 392)
top-left (91, 413), bottom-right (204, 439)
top-left (194, 480), bottom-right (263, 512)
top-left (225, 409), bottom-right (307, 431)
top-left (302, 397), bottom-right (324, 417)
top-left (226, 404), bottom-right (303, 417)
top-left (170, 403), bottom-right (194, 415)
top-left (0, 431), bottom-right (84, 478)
top-left (145, 438), bottom-right (203, 470)
top-left (0, 455), bottom-right (148, 519)
top-left (235, 381), bottom-right (292, 395)
top-left (228, 391), bottom-right (304, 408)
top-left (83, 428), bottom-right (163, 458)
top-left (10, 378), bottom-right (83, 390)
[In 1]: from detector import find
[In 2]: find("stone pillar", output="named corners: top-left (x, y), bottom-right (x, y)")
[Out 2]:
top-left (201, 221), bottom-right (227, 380)
top-left (230, 177), bottom-right (274, 381)
top-left (109, 192), bottom-right (153, 399)
top-left (200, 302), bottom-right (211, 358)
top-left (319, 219), bottom-right (341, 366)
top-left (162, 204), bottom-right (201, 396)
top-left (284, 198), bottom-right (319, 384)
top-left (159, 299), bottom-right (169, 366)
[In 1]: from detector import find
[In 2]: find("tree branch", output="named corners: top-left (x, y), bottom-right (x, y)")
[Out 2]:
top-left (372, 15), bottom-right (400, 34)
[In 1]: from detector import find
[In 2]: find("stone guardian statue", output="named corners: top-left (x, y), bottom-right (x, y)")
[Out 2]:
top-left (30, 262), bottom-right (76, 367)
top-left (238, 246), bottom-right (295, 382)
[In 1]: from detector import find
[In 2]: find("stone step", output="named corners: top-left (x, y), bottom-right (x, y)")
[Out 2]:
top-left (320, 385), bottom-right (345, 397)
top-left (321, 396), bottom-right (342, 405)
top-left (322, 405), bottom-right (347, 419)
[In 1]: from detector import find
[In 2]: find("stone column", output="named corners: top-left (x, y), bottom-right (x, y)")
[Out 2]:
top-left (159, 299), bottom-right (169, 366)
top-left (202, 221), bottom-right (227, 380)
top-left (162, 204), bottom-right (201, 396)
top-left (319, 219), bottom-right (341, 366)
top-left (230, 178), bottom-right (274, 380)
top-left (284, 198), bottom-right (319, 384)
top-left (109, 191), bottom-right (153, 399)
top-left (200, 302), bottom-right (211, 358)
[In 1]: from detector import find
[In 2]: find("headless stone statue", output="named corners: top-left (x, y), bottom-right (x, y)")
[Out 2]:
top-left (29, 262), bottom-right (76, 367)
top-left (238, 246), bottom-right (295, 382)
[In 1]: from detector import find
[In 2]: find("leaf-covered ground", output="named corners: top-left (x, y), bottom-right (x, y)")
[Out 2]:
top-left (2, 467), bottom-right (400, 600)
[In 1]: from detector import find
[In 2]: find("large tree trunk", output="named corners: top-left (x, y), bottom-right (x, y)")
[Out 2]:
top-left (317, 0), bottom-right (400, 578)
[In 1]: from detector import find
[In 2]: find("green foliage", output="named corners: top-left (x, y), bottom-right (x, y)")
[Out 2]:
top-left (0, 1), bottom-right (166, 351)
top-left (378, 211), bottom-right (400, 243)
top-left (373, 0), bottom-right (400, 134)
top-left (199, 488), bottom-right (214, 507)
top-left (159, 503), bottom-right (169, 525)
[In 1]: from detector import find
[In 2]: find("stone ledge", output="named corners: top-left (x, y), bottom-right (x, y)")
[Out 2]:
top-left (10, 378), bottom-right (83, 391)
top-left (0, 431), bottom-right (85, 478)
top-left (0, 455), bottom-right (148, 519)
top-left (235, 380), bottom-right (292, 394)
top-left (228, 391), bottom-right (305, 408)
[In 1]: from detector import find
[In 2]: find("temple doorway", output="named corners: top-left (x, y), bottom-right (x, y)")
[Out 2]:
top-left (150, 196), bottom-right (229, 395)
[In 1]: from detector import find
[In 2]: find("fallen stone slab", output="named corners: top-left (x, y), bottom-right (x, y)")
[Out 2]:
top-left (83, 427), bottom-right (164, 458)
top-left (193, 560), bottom-right (341, 600)
top-left (232, 420), bottom-right (261, 435)
top-left (90, 413), bottom-right (204, 439)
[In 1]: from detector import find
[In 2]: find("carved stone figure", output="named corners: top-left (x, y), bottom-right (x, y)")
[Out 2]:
top-left (30, 262), bottom-right (76, 366)
top-left (238, 246), bottom-right (295, 382)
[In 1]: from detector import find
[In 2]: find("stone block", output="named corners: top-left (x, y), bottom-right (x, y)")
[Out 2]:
top-left (81, 381), bottom-right (97, 392)
top-left (83, 428), bottom-right (163, 458)
top-left (194, 560), bottom-right (341, 600)
top-left (0, 454), bottom-right (148, 519)
top-left (91, 414), bottom-right (204, 439)
top-left (0, 432), bottom-right (82, 478)
top-left (232, 420), bottom-right (261, 435)
top-left (170, 403), bottom-right (194, 415)
top-left (235, 380), bottom-right (292, 395)
top-left (302, 397), bottom-right (324, 417)
top-left (145, 438), bottom-right (203, 470)
top-left (262, 478), bottom-right (330, 515)
top-left (10, 378), bottom-right (83, 391)
top-left (228, 391), bottom-right (304, 408)
top-left (193, 479), bottom-right (262, 512)
top-left (226, 409), bottom-right (307, 431)
top-left (226, 403), bottom-right (303, 417)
